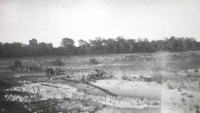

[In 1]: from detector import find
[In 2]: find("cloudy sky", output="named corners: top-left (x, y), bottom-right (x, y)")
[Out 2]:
top-left (0, 0), bottom-right (200, 47)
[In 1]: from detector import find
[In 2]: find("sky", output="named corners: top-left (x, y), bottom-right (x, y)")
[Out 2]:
top-left (0, 0), bottom-right (200, 47)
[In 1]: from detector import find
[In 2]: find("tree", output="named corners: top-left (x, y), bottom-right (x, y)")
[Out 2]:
top-left (0, 42), bottom-right (3, 57)
top-left (127, 39), bottom-right (136, 53)
top-left (78, 39), bottom-right (91, 54)
top-left (105, 38), bottom-right (117, 53)
top-left (29, 38), bottom-right (38, 47)
top-left (12, 42), bottom-right (25, 57)
top-left (61, 37), bottom-right (75, 55)
top-left (142, 38), bottom-right (151, 52)
top-left (37, 42), bottom-right (53, 56)
top-left (61, 38), bottom-right (75, 48)
top-left (116, 36), bottom-right (126, 53)
top-left (136, 37), bottom-right (142, 52)
top-left (89, 37), bottom-right (104, 54)
top-left (1, 36), bottom-right (200, 58)
top-left (28, 38), bottom-right (38, 56)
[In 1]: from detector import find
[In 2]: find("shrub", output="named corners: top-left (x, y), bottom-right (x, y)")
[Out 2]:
top-left (184, 70), bottom-right (189, 73)
top-left (14, 60), bottom-right (22, 67)
top-left (167, 83), bottom-right (174, 89)
top-left (181, 92), bottom-right (188, 96)
top-left (191, 78), bottom-right (197, 81)
top-left (0, 79), bottom-right (12, 87)
top-left (181, 98), bottom-right (185, 103)
top-left (180, 82), bottom-right (184, 85)
top-left (51, 59), bottom-right (65, 66)
top-left (179, 85), bottom-right (187, 89)
top-left (151, 101), bottom-right (160, 106)
top-left (153, 75), bottom-right (163, 84)
top-left (122, 76), bottom-right (129, 80)
top-left (194, 69), bottom-right (199, 72)
top-left (186, 74), bottom-right (191, 77)
top-left (139, 75), bottom-right (144, 79)
top-left (189, 106), bottom-right (193, 111)
top-left (178, 88), bottom-right (181, 92)
top-left (108, 75), bottom-right (114, 79)
top-left (187, 94), bottom-right (194, 98)
top-left (89, 58), bottom-right (99, 64)
top-left (139, 75), bottom-right (153, 82)
top-left (143, 77), bottom-right (152, 82)
top-left (194, 105), bottom-right (199, 109)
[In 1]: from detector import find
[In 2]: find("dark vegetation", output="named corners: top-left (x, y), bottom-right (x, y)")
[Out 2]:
top-left (167, 83), bottom-right (174, 89)
top-left (194, 69), bottom-right (199, 72)
top-left (89, 58), bottom-right (100, 65)
top-left (0, 101), bottom-right (31, 113)
top-left (0, 36), bottom-right (200, 58)
top-left (51, 59), bottom-right (65, 66)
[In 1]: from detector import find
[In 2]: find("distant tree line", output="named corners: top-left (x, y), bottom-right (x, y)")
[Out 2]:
top-left (0, 36), bottom-right (200, 58)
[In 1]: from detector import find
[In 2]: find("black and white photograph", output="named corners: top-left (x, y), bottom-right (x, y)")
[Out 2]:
top-left (0, 0), bottom-right (200, 113)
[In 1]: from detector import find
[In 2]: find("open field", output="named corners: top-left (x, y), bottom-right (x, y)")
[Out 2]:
top-left (0, 51), bottom-right (200, 113)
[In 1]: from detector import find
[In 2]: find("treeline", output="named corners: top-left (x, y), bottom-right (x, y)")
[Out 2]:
top-left (0, 36), bottom-right (200, 58)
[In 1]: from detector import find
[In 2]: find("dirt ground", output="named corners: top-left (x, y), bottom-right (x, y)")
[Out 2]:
top-left (0, 51), bottom-right (200, 113)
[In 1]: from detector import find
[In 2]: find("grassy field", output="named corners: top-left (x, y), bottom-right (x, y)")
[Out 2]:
top-left (0, 51), bottom-right (200, 113)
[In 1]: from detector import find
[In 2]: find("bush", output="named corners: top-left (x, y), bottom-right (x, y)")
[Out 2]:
top-left (89, 58), bottom-right (99, 64)
top-left (167, 83), bottom-right (174, 89)
top-left (122, 76), bottom-right (129, 80)
top-left (178, 88), bottom-right (181, 92)
top-left (186, 74), bottom-right (191, 77)
top-left (184, 70), bottom-right (189, 73)
top-left (194, 69), bottom-right (199, 72)
top-left (195, 105), bottom-right (199, 109)
top-left (14, 60), bottom-right (22, 67)
top-left (139, 75), bottom-right (152, 82)
top-left (153, 75), bottom-right (163, 84)
top-left (51, 59), bottom-right (65, 66)
top-left (187, 94), bottom-right (194, 98)
top-left (108, 75), bottom-right (114, 79)
top-left (0, 79), bottom-right (12, 87)
top-left (143, 77), bottom-right (152, 82)
top-left (181, 92), bottom-right (188, 96)
top-left (181, 98), bottom-right (185, 103)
